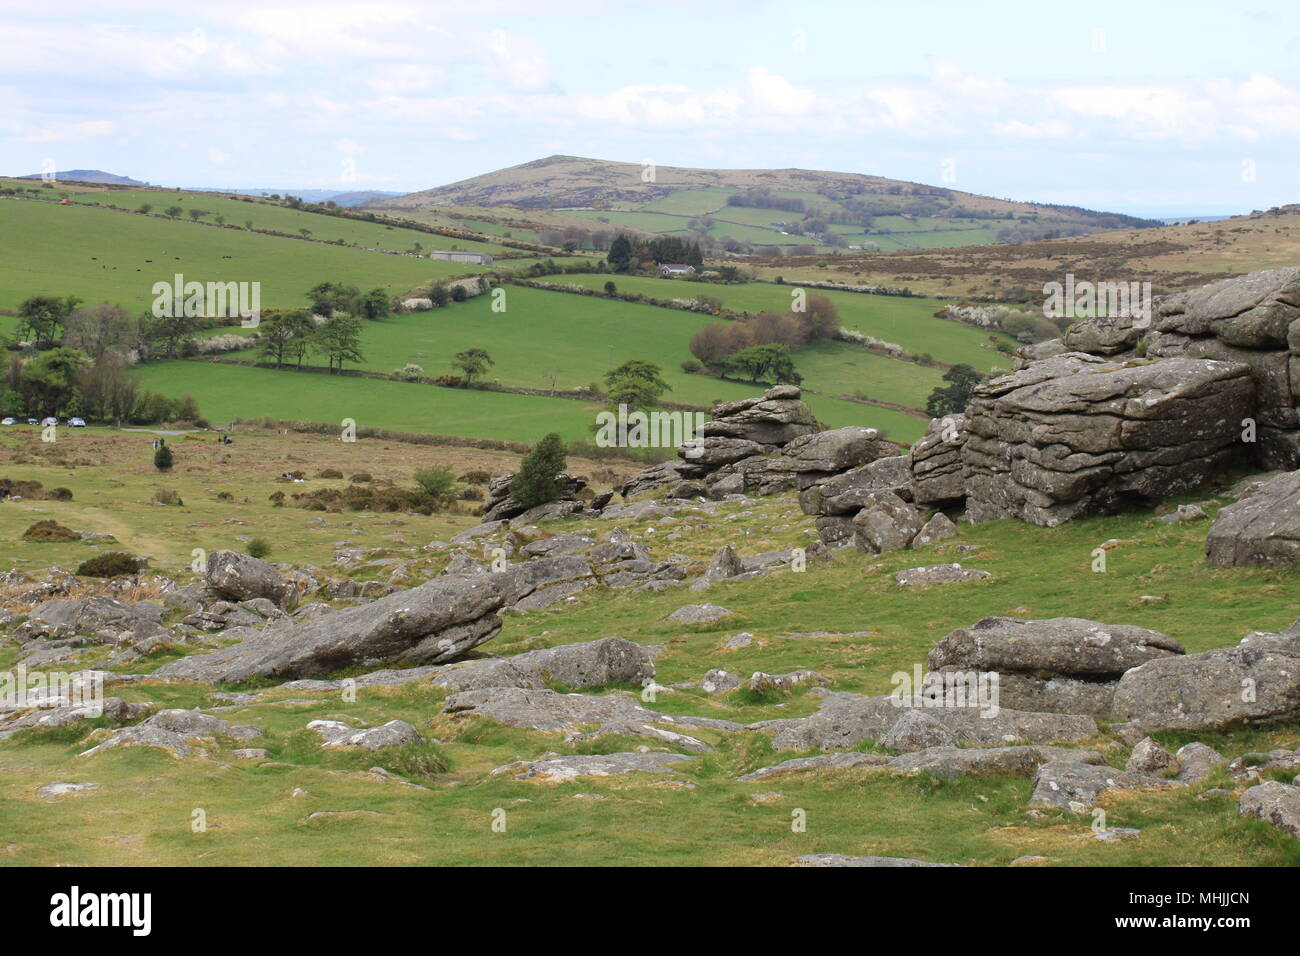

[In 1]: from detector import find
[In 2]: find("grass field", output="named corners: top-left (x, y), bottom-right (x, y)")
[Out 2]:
top-left (1, 429), bottom-right (1297, 866)
top-left (552, 274), bottom-right (1017, 371)
top-left (0, 199), bottom-right (480, 313)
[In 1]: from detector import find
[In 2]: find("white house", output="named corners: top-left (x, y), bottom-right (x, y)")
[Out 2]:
top-left (658, 263), bottom-right (696, 277)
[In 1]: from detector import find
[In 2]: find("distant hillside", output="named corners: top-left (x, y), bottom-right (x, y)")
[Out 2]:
top-left (190, 187), bottom-right (404, 207)
top-left (18, 169), bottom-right (146, 186)
top-left (368, 155), bottom-right (1157, 255)
top-left (374, 154), bottom-right (1155, 227)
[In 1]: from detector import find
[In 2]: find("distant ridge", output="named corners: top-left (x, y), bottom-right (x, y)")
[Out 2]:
top-left (17, 169), bottom-right (146, 186)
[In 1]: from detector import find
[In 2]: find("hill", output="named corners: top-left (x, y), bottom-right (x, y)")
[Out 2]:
top-left (367, 155), bottom-right (1156, 256)
top-left (17, 169), bottom-right (146, 186)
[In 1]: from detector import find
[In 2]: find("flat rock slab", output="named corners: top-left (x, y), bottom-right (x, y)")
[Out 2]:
top-left (493, 752), bottom-right (697, 782)
top-left (443, 687), bottom-right (739, 753)
top-left (894, 564), bottom-right (990, 587)
top-left (1238, 780), bottom-right (1300, 839)
top-left (1029, 760), bottom-right (1180, 811)
top-left (739, 752), bottom-right (893, 782)
top-left (308, 719), bottom-right (421, 750)
top-left (36, 781), bottom-right (99, 800)
top-left (750, 690), bottom-right (1097, 752)
top-left (928, 616), bottom-right (1184, 680)
top-left (666, 604), bottom-right (733, 624)
top-left (794, 854), bottom-right (960, 867)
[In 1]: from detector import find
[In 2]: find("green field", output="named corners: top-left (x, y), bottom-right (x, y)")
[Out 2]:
top-left (553, 274), bottom-right (1016, 371)
top-left (38, 188), bottom-right (511, 257)
top-left (0, 199), bottom-right (482, 313)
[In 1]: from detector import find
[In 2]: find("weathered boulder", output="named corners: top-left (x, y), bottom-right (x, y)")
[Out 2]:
top-left (911, 512), bottom-right (957, 548)
top-left (928, 617), bottom-right (1184, 679)
top-left (1174, 742), bottom-right (1226, 783)
top-left (1238, 781), bottom-right (1300, 839)
top-left (698, 386), bottom-right (818, 447)
top-left (1206, 470), bottom-right (1300, 568)
top-left (750, 689), bottom-right (1097, 752)
top-left (429, 637), bottom-right (654, 692)
top-left (481, 473), bottom-right (586, 522)
top-left (851, 491), bottom-right (924, 553)
top-left (666, 603), bottom-right (732, 624)
top-left (309, 719), bottom-right (422, 750)
top-left (1155, 266), bottom-right (1300, 349)
top-left (888, 745), bottom-right (1106, 780)
top-left (22, 596), bottom-right (168, 642)
top-left (1126, 737), bottom-right (1173, 774)
top-left (894, 563), bottom-right (990, 587)
top-left (739, 752), bottom-right (891, 782)
top-left (799, 455), bottom-right (911, 515)
top-left (155, 555), bottom-right (596, 682)
top-left (962, 353), bottom-right (1254, 526)
top-left (493, 752), bottom-right (696, 782)
top-left (206, 550), bottom-right (294, 607)
top-left (909, 415), bottom-right (968, 508)
top-left (879, 709), bottom-right (955, 752)
top-left (1111, 626), bottom-right (1300, 731)
top-left (1029, 760), bottom-right (1178, 811)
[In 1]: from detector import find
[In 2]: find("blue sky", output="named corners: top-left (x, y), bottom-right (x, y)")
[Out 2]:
top-left (3, 0), bottom-right (1298, 215)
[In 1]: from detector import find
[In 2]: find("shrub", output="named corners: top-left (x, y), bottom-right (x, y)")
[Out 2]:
top-left (458, 470), bottom-right (491, 485)
top-left (22, 520), bottom-right (78, 542)
top-left (317, 468), bottom-right (343, 479)
top-left (349, 472), bottom-right (372, 483)
top-left (77, 552), bottom-right (143, 578)
top-left (680, 358), bottom-right (703, 374)
top-left (152, 489), bottom-right (184, 506)
top-left (154, 444), bottom-right (173, 471)
top-left (509, 432), bottom-right (566, 509)
top-left (248, 538), bottom-right (272, 559)
top-left (413, 465), bottom-right (457, 498)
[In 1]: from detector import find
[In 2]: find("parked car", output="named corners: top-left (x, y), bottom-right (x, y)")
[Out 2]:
top-left (68, 417), bottom-right (87, 427)
top-left (26, 418), bottom-right (38, 426)
top-left (0, 418), bottom-right (14, 426)
top-left (40, 417), bottom-right (58, 427)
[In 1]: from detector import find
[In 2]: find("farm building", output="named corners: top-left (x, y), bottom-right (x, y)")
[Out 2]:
top-left (429, 250), bottom-right (493, 265)
top-left (657, 263), bottom-right (696, 277)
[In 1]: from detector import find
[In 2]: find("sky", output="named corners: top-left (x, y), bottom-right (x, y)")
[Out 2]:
top-left (2, 0), bottom-right (1298, 216)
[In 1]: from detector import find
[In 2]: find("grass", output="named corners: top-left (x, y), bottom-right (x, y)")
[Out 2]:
top-left (0, 199), bottom-right (482, 312)
top-left (553, 273), bottom-right (1018, 372)
top-left (202, 284), bottom-right (934, 439)
top-left (1, 447), bottom-right (1298, 865)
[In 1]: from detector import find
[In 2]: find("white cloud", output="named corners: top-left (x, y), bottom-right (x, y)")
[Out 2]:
top-left (20, 120), bottom-right (115, 142)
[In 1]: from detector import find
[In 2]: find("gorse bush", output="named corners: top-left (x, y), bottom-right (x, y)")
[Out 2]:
top-left (248, 538), bottom-right (272, 559)
top-left (76, 552), bottom-right (144, 578)
top-left (412, 465), bottom-right (458, 499)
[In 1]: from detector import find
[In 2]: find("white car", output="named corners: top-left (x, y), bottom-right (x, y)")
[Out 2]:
top-left (26, 418), bottom-right (38, 426)
top-left (69, 417), bottom-right (87, 427)
top-left (0, 418), bottom-right (14, 426)
top-left (40, 417), bottom-right (58, 427)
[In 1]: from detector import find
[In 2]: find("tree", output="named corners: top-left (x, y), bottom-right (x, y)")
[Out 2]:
top-left (314, 316), bottom-right (364, 373)
top-left (604, 359), bottom-right (670, 411)
top-left (428, 284), bottom-right (450, 308)
top-left (359, 288), bottom-right (391, 320)
top-left (142, 310), bottom-right (197, 359)
top-left (925, 363), bottom-right (982, 417)
top-left (603, 281), bottom-right (617, 294)
top-left (607, 234), bottom-right (633, 273)
top-left (794, 293), bottom-right (839, 340)
top-left (509, 432), bottom-right (566, 509)
top-left (165, 205), bottom-right (183, 219)
top-left (451, 348), bottom-right (494, 384)
top-left (17, 294), bottom-right (80, 347)
top-left (413, 465), bottom-right (457, 500)
top-left (257, 311), bottom-right (299, 367)
top-left (724, 343), bottom-right (801, 385)
top-left (63, 303), bottom-right (141, 358)
top-left (154, 442), bottom-right (174, 471)
top-left (306, 281), bottom-right (361, 317)
top-left (19, 347), bottom-right (90, 414)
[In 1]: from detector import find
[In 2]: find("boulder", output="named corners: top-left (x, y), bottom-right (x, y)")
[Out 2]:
top-left (1111, 626), bottom-right (1300, 731)
top-left (1029, 760), bottom-right (1178, 811)
top-left (750, 690), bottom-right (1097, 752)
top-left (738, 752), bottom-right (892, 782)
top-left (1125, 737), bottom-right (1173, 774)
top-left (1174, 742), bottom-right (1226, 783)
top-left (428, 637), bottom-right (654, 692)
top-left (23, 596), bottom-right (168, 642)
top-left (798, 455), bottom-right (911, 515)
top-left (155, 555), bottom-right (596, 683)
top-left (888, 745), bottom-right (1106, 779)
top-left (666, 603), bottom-right (732, 624)
top-left (309, 719), bottom-right (422, 750)
top-left (879, 710), bottom-right (955, 752)
top-left (851, 491), bottom-right (924, 553)
top-left (493, 752), bottom-right (696, 782)
top-left (928, 617), bottom-right (1184, 679)
top-left (894, 564), bottom-right (990, 587)
top-left (911, 512), bottom-right (957, 548)
top-left (962, 353), bottom-right (1254, 526)
top-left (1238, 781), bottom-right (1300, 839)
top-left (1206, 470), bottom-right (1300, 568)
top-left (205, 550), bottom-right (294, 607)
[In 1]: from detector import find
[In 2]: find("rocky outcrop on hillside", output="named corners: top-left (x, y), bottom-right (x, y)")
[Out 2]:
top-left (961, 352), bottom-right (1253, 526)
top-left (481, 472), bottom-right (587, 523)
